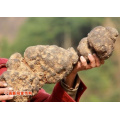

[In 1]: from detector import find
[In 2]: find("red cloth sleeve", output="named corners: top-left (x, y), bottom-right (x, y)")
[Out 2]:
top-left (0, 58), bottom-right (8, 75)
top-left (30, 79), bottom-right (87, 102)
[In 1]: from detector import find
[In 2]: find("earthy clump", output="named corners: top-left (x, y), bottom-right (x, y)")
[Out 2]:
top-left (77, 26), bottom-right (119, 60)
top-left (0, 26), bottom-right (118, 102)
top-left (0, 45), bottom-right (78, 102)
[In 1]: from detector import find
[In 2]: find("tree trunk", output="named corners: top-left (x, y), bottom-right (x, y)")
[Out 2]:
top-left (62, 31), bottom-right (72, 49)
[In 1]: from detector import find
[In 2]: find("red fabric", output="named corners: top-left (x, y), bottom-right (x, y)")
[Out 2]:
top-left (0, 58), bottom-right (8, 75)
top-left (0, 58), bottom-right (87, 102)
top-left (30, 81), bottom-right (86, 102)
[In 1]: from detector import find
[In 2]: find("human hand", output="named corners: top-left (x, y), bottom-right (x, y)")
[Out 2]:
top-left (0, 81), bottom-right (13, 101)
top-left (64, 54), bottom-right (104, 88)
top-left (72, 53), bottom-right (105, 74)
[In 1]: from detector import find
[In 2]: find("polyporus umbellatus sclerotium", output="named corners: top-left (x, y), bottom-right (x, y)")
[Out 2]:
top-left (77, 26), bottom-right (119, 60)
top-left (0, 26), bottom-right (119, 102)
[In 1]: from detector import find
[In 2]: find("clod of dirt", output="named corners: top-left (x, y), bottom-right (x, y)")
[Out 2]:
top-left (0, 45), bottom-right (78, 102)
top-left (0, 26), bottom-right (118, 102)
top-left (77, 37), bottom-right (94, 60)
top-left (77, 26), bottom-right (119, 60)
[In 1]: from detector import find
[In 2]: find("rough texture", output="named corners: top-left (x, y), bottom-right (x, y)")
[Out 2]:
top-left (77, 26), bottom-right (119, 60)
top-left (0, 26), bottom-right (118, 102)
top-left (0, 45), bottom-right (78, 102)
top-left (77, 37), bottom-right (94, 60)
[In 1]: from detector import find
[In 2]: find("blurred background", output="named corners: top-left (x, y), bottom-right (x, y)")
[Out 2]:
top-left (0, 17), bottom-right (120, 102)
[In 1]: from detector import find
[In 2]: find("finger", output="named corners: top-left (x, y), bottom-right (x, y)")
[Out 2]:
top-left (0, 81), bottom-right (7, 87)
top-left (93, 54), bottom-right (101, 67)
top-left (85, 65), bottom-right (91, 69)
top-left (88, 54), bottom-right (96, 67)
top-left (73, 61), bottom-right (82, 73)
top-left (0, 95), bottom-right (14, 101)
top-left (76, 61), bottom-right (82, 69)
top-left (0, 87), bottom-right (13, 94)
top-left (80, 56), bottom-right (87, 68)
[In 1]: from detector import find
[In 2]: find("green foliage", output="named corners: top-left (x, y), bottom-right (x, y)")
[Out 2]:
top-left (79, 58), bottom-right (118, 102)
top-left (42, 84), bottom-right (55, 94)
top-left (0, 38), bottom-right (12, 58)
top-left (11, 17), bottom-right (104, 55)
